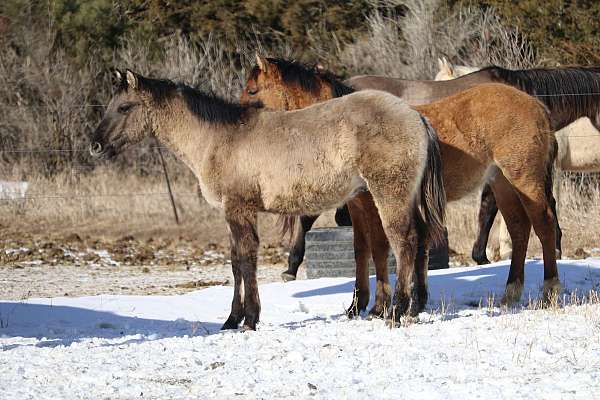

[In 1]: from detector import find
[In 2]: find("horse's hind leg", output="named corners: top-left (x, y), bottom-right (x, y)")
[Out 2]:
top-left (224, 204), bottom-right (261, 330)
top-left (472, 184), bottom-right (498, 265)
top-left (369, 191), bottom-right (419, 320)
top-left (413, 209), bottom-right (429, 312)
top-left (513, 179), bottom-right (560, 302)
top-left (488, 173), bottom-right (532, 304)
top-left (283, 214), bottom-right (319, 281)
top-left (361, 193), bottom-right (392, 318)
top-left (548, 187), bottom-right (562, 260)
top-left (346, 195), bottom-right (372, 318)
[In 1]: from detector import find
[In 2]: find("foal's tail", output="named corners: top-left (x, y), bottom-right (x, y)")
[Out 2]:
top-left (418, 115), bottom-right (447, 247)
top-left (278, 215), bottom-right (298, 243)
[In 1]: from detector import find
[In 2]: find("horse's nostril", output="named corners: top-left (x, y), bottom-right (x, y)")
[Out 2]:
top-left (90, 142), bottom-right (103, 156)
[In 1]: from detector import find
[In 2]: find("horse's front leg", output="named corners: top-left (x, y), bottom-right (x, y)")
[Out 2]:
top-left (224, 205), bottom-right (260, 331)
top-left (283, 214), bottom-right (319, 281)
top-left (221, 235), bottom-right (245, 330)
top-left (334, 204), bottom-right (353, 226)
top-left (472, 184), bottom-right (498, 265)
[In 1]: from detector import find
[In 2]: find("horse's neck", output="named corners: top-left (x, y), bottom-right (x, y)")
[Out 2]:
top-left (538, 101), bottom-right (597, 131)
top-left (154, 106), bottom-right (235, 173)
top-left (487, 69), bottom-right (600, 130)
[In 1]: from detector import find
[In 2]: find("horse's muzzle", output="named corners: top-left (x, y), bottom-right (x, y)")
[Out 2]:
top-left (89, 142), bottom-right (103, 157)
top-left (89, 141), bottom-right (116, 160)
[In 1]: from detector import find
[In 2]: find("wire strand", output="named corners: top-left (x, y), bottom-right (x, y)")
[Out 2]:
top-left (0, 192), bottom-right (199, 202)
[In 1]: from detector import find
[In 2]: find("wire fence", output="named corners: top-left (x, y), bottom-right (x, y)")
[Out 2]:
top-left (0, 192), bottom-right (199, 202)
top-left (3, 90), bottom-right (600, 203)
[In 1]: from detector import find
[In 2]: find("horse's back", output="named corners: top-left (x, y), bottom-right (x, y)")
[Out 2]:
top-left (237, 91), bottom-right (429, 214)
top-left (419, 83), bottom-right (549, 132)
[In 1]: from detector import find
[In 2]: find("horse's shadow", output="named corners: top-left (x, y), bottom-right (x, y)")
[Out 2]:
top-left (292, 260), bottom-right (600, 315)
top-left (0, 302), bottom-right (222, 350)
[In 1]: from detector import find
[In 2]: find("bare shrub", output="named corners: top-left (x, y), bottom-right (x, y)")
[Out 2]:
top-left (0, 25), bottom-right (104, 177)
top-left (337, 0), bottom-right (536, 80)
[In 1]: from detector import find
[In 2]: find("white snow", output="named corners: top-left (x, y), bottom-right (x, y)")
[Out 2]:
top-left (0, 181), bottom-right (28, 200)
top-left (1, 259), bottom-right (600, 399)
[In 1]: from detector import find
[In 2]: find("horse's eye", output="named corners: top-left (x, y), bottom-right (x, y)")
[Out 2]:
top-left (247, 88), bottom-right (258, 96)
top-left (117, 103), bottom-right (134, 114)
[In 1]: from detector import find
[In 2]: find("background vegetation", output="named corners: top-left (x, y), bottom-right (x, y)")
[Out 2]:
top-left (1, 0), bottom-right (599, 258)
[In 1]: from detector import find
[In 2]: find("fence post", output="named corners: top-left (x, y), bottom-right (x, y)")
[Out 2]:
top-left (156, 145), bottom-right (180, 225)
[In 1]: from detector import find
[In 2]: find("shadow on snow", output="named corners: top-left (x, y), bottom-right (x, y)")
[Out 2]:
top-left (0, 302), bottom-right (223, 348)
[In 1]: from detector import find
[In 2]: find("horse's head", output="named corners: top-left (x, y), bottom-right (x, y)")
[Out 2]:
top-left (241, 55), bottom-right (333, 110)
top-left (90, 70), bottom-right (153, 160)
top-left (240, 55), bottom-right (290, 109)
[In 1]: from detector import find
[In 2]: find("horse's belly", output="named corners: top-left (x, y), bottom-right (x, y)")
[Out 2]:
top-left (561, 143), bottom-right (600, 171)
top-left (557, 118), bottom-right (600, 171)
top-left (443, 158), bottom-right (489, 202)
top-left (261, 173), bottom-right (364, 215)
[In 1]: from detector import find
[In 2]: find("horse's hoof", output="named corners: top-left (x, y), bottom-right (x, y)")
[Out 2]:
top-left (501, 282), bottom-right (523, 306)
top-left (281, 272), bottom-right (296, 282)
top-left (543, 278), bottom-right (562, 305)
top-left (556, 249), bottom-right (562, 260)
top-left (346, 305), bottom-right (360, 319)
top-left (385, 314), bottom-right (418, 327)
top-left (240, 324), bottom-right (257, 332)
top-left (221, 319), bottom-right (240, 330)
top-left (367, 306), bottom-right (387, 319)
top-left (473, 255), bottom-right (490, 265)
top-left (391, 296), bottom-right (413, 321)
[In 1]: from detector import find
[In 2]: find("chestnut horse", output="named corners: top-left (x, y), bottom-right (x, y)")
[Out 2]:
top-left (90, 69), bottom-right (446, 328)
top-left (348, 64), bottom-right (600, 266)
top-left (242, 57), bottom-right (560, 313)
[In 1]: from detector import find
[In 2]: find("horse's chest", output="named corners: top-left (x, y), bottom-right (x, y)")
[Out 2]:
top-left (196, 155), bottom-right (226, 208)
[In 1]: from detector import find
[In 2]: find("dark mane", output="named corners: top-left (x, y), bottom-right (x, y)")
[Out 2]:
top-left (251, 58), bottom-right (354, 98)
top-left (134, 75), bottom-right (252, 124)
top-left (482, 65), bottom-right (600, 124)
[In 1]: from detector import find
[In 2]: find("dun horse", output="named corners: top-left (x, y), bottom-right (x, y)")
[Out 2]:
top-left (242, 57), bottom-right (560, 312)
top-left (90, 69), bottom-right (446, 329)
top-left (436, 58), bottom-right (600, 263)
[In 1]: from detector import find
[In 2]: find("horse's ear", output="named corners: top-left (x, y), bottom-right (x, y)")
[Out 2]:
top-left (437, 58), bottom-right (445, 71)
top-left (315, 64), bottom-right (325, 72)
top-left (438, 57), bottom-right (454, 76)
top-left (125, 69), bottom-right (138, 89)
top-left (255, 54), bottom-right (269, 73)
top-left (114, 69), bottom-right (123, 82)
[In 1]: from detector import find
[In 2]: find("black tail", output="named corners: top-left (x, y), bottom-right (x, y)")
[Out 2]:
top-left (418, 115), bottom-right (447, 247)
top-left (545, 135), bottom-right (562, 255)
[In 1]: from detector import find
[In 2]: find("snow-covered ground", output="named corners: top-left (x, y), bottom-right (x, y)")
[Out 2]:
top-left (1, 259), bottom-right (600, 399)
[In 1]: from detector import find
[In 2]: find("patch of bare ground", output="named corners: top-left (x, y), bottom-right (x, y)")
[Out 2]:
top-left (1, 170), bottom-right (599, 299)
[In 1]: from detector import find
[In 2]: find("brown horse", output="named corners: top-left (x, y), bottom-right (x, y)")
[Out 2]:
top-left (241, 57), bottom-right (560, 313)
top-left (90, 69), bottom-right (446, 329)
top-left (348, 66), bottom-right (600, 265)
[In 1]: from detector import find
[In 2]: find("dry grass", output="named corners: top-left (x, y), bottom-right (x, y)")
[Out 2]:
top-left (0, 164), bottom-right (338, 248)
top-left (1, 168), bottom-right (599, 263)
top-left (445, 172), bottom-right (600, 263)
top-left (1, 0), bottom-right (597, 263)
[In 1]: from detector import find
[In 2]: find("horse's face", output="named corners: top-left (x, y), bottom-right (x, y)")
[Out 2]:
top-left (90, 70), bottom-right (152, 160)
top-left (240, 56), bottom-right (289, 110)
